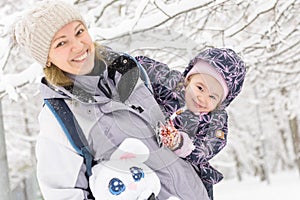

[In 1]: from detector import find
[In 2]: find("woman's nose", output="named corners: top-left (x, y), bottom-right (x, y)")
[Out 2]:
top-left (71, 39), bottom-right (83, 52)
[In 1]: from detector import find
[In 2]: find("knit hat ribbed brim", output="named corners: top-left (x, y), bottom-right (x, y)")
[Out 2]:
top-left (13, 0), bottom-right (86, 67)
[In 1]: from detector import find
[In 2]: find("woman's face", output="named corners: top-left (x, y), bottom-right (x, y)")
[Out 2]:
top-left (48, 21), bottom-right (95, 75)
top-left (185, 73), bottom-right (223, 114)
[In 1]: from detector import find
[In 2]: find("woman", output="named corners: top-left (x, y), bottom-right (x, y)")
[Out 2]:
top-left (12, 0), bottom-right (209, 199)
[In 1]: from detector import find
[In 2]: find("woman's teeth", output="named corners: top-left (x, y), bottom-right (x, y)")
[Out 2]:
top-left (73, 52), bottom-right (87, 62)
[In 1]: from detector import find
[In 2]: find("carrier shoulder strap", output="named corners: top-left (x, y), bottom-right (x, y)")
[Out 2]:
top-left (125, 53), bottom-right (153, 93)
top-left (44, 98), bottom-right (94, 177)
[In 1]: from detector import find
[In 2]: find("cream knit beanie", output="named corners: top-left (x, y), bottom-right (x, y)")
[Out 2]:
top-left (13, 0), bottom-right (86, 67)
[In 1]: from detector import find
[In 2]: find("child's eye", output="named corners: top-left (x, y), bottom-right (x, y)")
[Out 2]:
top-left (197, 86), bottom-right (203, 91)
top-left (209, 95), bottom-right (217, 100)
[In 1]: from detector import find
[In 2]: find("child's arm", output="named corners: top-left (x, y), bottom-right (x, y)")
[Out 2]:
top-left (161, 108), bottom-right (228, 162)
top-left (158, 119), bottom-right (195, 158)
top-left (186, 109), bottom-right (228, 165)
top-left (172, 131), bottom-right (195, 158)
top-left (135, 56), bottom-right (182, 91)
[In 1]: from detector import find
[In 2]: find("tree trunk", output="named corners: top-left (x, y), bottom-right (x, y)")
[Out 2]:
top-left (0, 101), bottom-right (12, 200)
top-left (253, 86), bottom-right (270, 183)
top-left (232, 148), bottom-right (242, 181)
top-left (289, 116), bottom-right (300, 177)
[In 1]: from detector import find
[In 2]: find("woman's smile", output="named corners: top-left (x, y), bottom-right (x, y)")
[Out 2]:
top-left (48, 21), bottom-right (95, 75)
top-left (72, 50), bottom-right (88, 62)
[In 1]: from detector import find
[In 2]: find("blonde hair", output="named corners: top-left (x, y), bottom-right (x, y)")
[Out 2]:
top-left (43, 64), bottom-right (73, 86)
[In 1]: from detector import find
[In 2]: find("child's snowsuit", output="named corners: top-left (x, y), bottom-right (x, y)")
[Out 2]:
top-left (136, 48), bottom-right (246, 199)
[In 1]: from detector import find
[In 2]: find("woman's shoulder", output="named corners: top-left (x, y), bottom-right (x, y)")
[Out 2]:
top-left (38, 105), bottom-right (74, 148)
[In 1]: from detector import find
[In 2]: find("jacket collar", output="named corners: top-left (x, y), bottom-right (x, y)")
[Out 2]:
top-left (40, 47), bottom-right (143, 104)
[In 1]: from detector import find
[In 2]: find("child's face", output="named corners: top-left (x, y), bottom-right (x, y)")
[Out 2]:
top-left (48, 21), bottom-right (95, 75)
top-left (185, 73), bottom-right (223, 114)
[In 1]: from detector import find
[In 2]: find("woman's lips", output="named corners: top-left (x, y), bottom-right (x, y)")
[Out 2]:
top-left (72, 50), bottom-right (88, 62)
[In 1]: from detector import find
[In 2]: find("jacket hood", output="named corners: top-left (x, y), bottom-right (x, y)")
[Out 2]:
top-left (183, 48), bottom-right (246, 108)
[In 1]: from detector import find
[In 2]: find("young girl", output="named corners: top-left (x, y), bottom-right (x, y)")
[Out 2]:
top-left (136, 48), bottom-right (246, 199)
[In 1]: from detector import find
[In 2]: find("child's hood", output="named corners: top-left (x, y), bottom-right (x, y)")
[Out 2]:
top-left (183, 48), bottom-right (246, 108)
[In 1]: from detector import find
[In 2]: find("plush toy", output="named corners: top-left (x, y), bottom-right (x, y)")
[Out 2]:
top-left (89, 138), bottom-right (180, 200)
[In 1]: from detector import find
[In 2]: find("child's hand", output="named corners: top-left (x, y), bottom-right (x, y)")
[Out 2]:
top-left (173, 131), bottom-right (195, 158)
top-left (158, 120), bottom-right (181, 150)
top-left (157, 120), bottom-right (195, 157)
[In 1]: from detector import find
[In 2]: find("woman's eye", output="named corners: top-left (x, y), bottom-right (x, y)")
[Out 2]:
top-left (56, 41), bottom-right (65, 48)
top-left (76, 28), bottom-right (84, 36)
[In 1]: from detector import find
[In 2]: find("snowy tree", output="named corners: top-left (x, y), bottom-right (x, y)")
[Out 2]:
top-left (0, 0), bottom-right (299, 194)
top-left (0, 101), bottom-right (12, 200)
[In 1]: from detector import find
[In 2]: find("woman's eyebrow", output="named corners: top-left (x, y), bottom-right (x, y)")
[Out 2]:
top-left (52, 35), bottom-right (66, 44)
top-left (52, 23), bottom-right (83, 44)
top-left (74, 23), bottom-right (82, 32)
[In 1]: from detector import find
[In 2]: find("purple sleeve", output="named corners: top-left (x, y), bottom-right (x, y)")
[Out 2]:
top-left (184, 109), bottom-right (228, 165)
top-left (135, 56), bottom-right (182, 91)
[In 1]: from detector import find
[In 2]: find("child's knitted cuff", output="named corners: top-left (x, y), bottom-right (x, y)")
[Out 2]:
top-left (169, 134), bottom-right (184, 151)
top-left (173, 131), bottom-right (195, 158)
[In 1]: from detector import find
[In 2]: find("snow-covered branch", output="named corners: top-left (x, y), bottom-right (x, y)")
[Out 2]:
top-left (1, 0), bottom-right (300, 189)
top-left (93, 0), bottom-right (215, 40)
top-left (0, 63), bottom-right (42, 101)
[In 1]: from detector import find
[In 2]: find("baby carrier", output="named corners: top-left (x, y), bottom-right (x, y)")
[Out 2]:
top-left (44, 53), bottom-right (154, 199)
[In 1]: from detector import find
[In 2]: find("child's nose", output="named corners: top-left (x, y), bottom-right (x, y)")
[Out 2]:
top-left (197, 94), bottom-right (205, 103)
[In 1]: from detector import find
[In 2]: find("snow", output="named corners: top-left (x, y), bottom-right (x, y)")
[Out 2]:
top-left (215, 170), bottom-right (300, 200)
top-left (0, 0), bottom-right (300, 198)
